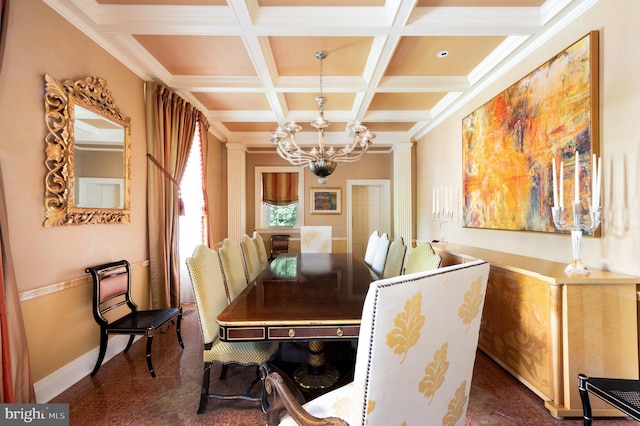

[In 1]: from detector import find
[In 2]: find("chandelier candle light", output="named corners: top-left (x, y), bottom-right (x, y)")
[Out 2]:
top-left (551, 151), bottom-right (602, 275)
top-left (270, 51), bottom-right (376, 184)
top-left (433, 185), bottom-right (454, 245)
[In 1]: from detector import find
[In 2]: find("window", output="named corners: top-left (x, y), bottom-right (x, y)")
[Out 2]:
top-left (255, 166), bottom-right (304, 230)
top-left (266, 203), bottom-right (297, 227)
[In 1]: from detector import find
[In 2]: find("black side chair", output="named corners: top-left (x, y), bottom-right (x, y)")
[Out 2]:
top-left (86, 260), bottom-right (183, 378)
top-left (578, 374), bottom-right (640, 425)
top-left (270, 234), bottom-right (289, 260)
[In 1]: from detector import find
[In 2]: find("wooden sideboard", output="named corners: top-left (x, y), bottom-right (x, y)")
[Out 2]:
top-left (433, 243), bottom-right (639, 419)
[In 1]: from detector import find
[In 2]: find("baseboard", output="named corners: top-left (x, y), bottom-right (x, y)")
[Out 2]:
top-left (34, 335), bottom-right (141, 403)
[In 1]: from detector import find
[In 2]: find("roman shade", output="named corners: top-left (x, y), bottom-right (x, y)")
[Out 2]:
top-left (262, 172), bottom-right (298, 206)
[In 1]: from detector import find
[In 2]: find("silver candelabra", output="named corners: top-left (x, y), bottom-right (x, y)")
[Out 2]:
top-left (551, 202), bottom-right (601, 275)
top-left (433, 209), bottom-right (453, 245)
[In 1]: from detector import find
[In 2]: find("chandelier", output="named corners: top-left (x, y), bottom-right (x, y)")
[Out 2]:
top-left (270, 50), bottom-right (376, 184)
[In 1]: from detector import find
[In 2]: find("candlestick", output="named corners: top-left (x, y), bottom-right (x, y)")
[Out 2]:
top-left (432, 187), bottom-right (435, 214)
top-left (551, 150), bottom-right (601, 275)
top-left (433, 185), bottom-right (454, 245)
top-left (552, 157), bottom-right (558, 208)
top-left (574, 150), bottom-right (580, 203)
top-left (591, 153), bottom-right (597, 209)
top-left (560, 161), bottom-right (564, 208)
top-left (596, 156), bottom-right (602, 207)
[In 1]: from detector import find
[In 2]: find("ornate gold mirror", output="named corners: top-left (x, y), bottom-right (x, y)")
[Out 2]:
top-left (43, 74), bottom-right (131, 226)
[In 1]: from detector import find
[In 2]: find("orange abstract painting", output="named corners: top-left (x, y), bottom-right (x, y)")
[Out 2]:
top-left (462, 32), bottom-right (599, 232)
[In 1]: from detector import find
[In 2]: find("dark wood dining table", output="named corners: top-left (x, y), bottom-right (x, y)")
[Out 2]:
top-left (216, 252), bottom-right (375, 389)
top-left (217, 252), bottom-right (373, 342)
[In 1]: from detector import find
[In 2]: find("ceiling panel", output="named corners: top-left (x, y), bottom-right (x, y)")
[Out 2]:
top-left (46, 0), bottom-right (595, 147)
top-left (385, 36), bottom-right (507, 76)
top-left (134, 35), bottom-right (256, 76)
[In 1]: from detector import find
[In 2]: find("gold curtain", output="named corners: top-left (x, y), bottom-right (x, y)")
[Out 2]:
top-left (198, 122), bottom-right (215, 248)
top-left (145, 82), bottom-right (207, 309)
top-left (262, 172), bottom-right (299, 206)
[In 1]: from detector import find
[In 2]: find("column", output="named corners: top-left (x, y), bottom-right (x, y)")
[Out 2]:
top-left (393, 141), bottom-right (413, 247)
top-left (226, 143), bottom-right (246, 242)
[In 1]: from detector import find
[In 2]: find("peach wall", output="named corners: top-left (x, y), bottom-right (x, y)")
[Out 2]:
top-left (0, 0), bottom-right (149, 385)
top-left (204, 131), bottom-right (227, 245)
top-left (245, 151), bottom-right (394, 241)
top-left (415, 0), bottom-right (640, 277)
top-left (0, 0), bottom-right (225, 390)
top-left (1, 0), bottom-right (148, 290)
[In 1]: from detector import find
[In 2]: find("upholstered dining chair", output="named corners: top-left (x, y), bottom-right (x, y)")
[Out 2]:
top-left (240, 233), bottom-right (264, 283)
top-left (300, 226), bottom-right (332, 253)
top-left (265, 259), bottom-right (490, 426)
top-left (404, 242), bottom-right (442, 275)
top-left (363, 230), bottom-right (379, 267)
top-left (253, 231), bottom-right (270, 269)
top-left (382, 236), bottom-right (407, 279)
top-left (369, 232), bottom-right (390, 277)
top-left (218, 238), bottom-right (249, 302)
top-left (186, 245), bottom-right (279, 414)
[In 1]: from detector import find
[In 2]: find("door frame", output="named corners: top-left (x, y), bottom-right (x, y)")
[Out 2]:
top-left (346, 179), bottom-right (391, 254)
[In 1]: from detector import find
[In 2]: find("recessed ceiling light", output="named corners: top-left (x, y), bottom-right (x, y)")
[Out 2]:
top-left (437, 50), bottom-right (449, 58)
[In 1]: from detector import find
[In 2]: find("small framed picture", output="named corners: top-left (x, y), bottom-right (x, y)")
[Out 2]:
top-left (310, 188), bottom-right (341, 214)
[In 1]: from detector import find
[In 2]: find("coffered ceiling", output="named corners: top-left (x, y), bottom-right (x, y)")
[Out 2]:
top-left (44, 0), bottom-right (596, 148)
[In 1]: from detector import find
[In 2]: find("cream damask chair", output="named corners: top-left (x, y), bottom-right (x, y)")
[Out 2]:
top-left (253, 231), bottom-right (270, 269)
top-left (218, 238), bottom-right (249, 302)
top-left (300, 226), bottom-right (332, 253)
top-left (240, 233), bottom-right (263, 283)
top-left (382, 236), bottom-right (407, 279)
top-left (404, 242), bottom-right (442, 275)
top-left (265, 259), bottom-right (490, 426)
top-left (369, 232), bottom-right (390, 277)
top-left (363, 230), bottom-right (379, 267)
top-left (186, 245), bottom-right (278, 414)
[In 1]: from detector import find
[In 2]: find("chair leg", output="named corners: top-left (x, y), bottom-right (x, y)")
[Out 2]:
top-left (260, 362), bottom-right (271, 413)
top-left (219, 364), bottom-right (229, 379)
top-left (578, 374), bottom-right (593, 426)
top-left (145, 335), bottom-right (156, 378)
top-left (175, 313), bottom-right (184, 348)
top-left (91, 331), bottom-right (109, 376)
top-left (246, 366), bottom-right (261, 395)
top-left (198, 362), bottom-right (212, 414)
top-left (123, 335), bottom-right (135, 353)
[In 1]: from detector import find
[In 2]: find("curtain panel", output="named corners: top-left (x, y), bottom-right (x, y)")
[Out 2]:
top-left (262, 172), bottom-right (298, 206)
top-left (0, 163), bottom-right (35, 403)
top-left (0, 0), bottom-right (35, 404)
top-left (145, 82), bottom-right (209, 309)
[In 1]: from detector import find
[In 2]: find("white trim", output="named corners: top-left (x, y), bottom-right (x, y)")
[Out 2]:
top-left (34, 335), bottom-right (140, 403)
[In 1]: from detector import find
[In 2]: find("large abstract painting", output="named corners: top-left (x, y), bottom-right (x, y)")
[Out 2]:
top-left (462, 31), bottom-right (599, 233)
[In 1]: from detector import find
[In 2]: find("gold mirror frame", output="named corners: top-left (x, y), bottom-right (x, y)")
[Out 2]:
top-left (43, 74), bottom-right (131, 226)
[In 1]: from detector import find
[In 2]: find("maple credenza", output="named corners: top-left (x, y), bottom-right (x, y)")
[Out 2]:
top-left (433, 243), bottom-right (639, 419)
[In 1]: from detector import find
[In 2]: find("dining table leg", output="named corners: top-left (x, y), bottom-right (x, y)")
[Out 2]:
top-left (292, 340), bottom-right (340, 390)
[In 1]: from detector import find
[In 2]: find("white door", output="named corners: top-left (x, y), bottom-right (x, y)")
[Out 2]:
top-left (347, 180), bottom-right (390, 257)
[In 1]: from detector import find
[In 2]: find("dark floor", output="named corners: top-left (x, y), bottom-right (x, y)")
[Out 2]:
top-left (51, 304), bottom-right (636, 425)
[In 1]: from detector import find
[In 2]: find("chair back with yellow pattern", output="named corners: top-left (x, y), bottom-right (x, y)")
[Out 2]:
top-left (269, 259), bottom-right (490, 426)
top-left (404, 242), bottom-right (442, 275)
top-left (186, 245), bottom-right (227, 347)
top-left (240, 233), bottom-right (263, 283)
top-left (382, 236), bottom-right (407, 279)
top-left (253, 231), bottom-right (269, 269)
top-left (218, 238), bottom-right (249, 302)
